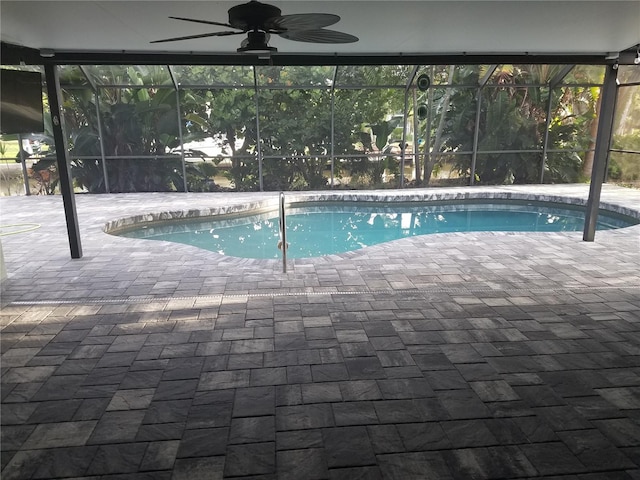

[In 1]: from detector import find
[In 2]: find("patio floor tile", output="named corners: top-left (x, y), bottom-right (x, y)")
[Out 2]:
top-left (1, 185), bottom-right (639, 478)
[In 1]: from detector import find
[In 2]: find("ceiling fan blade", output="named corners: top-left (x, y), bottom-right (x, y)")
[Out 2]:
top-left (278, 29), bottom-right (359, 44)
top-left (151, 31), bottom-right (243, 44)
top-left (266, 13), bottom-right (340, 31)
top-left (168, 16), bottom-right (234, 29)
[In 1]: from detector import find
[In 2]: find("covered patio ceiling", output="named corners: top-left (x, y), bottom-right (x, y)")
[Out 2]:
top-left (1, 1), bottom-right (639, 65)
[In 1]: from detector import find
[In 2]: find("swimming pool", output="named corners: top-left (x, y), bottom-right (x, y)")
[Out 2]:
top-left (114, 200), bottom-right (638, 259)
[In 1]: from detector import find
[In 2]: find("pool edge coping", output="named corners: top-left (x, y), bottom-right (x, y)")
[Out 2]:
top-left (103, 190), bottom-right (640, 236)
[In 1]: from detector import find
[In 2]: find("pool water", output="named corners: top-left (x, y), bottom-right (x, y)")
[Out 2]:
top-left (117, 201), bottom-right (638, 259)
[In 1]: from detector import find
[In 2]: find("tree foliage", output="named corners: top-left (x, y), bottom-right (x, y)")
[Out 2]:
top-left (440, 65), bottom-right (596, 185)
top-left (24, 63), bottom-right (613, 193)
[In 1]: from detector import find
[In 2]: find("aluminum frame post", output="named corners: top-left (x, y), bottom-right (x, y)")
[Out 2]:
top-left (330, 66), bottom-right (338, 188)
top-left (541, 65), bottom-right (575, 184)
top-left (94, 91), bottom-right (110, 193)
top-left (79, 65), bottom-right (109, 193)
top-left (412, 88), bottom-right (420, 184)
top-left (44, 63), bottom-right (83, 258)
top-left (469, 65), bottom-right (497, 186)
top-left (176, 91), bottom-right (188, 193)
top-left (253, 67), bottom-right (263, 192)
top-left (469, 89), bottom-right (482, 185)
top-left (540, 88), bottom-right (554, 184)
top-left (425, 66), bottom-right (434, 184)
top-left (406, 66), bottom-right (420, 185)
top-left (400, 89), bottom-right (409, 188)
top-left (169, 66), bottom-right (188, 193)
top-left (583, 63), bottom-right (618, 242)
top-left (17, 133), bottom-right (31, 195)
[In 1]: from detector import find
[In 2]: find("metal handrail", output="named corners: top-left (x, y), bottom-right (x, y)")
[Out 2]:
top-left (278, 191), bottom-right (287, 273)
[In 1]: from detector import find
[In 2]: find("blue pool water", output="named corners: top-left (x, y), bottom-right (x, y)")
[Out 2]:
top-left (117, 201), bottom-right (638, 259)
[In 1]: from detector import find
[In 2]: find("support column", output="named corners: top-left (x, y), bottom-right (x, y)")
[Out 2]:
top-left (44, 63), bottom-right (82, 258)
top-left (583, 64), bottom-right (618, 242)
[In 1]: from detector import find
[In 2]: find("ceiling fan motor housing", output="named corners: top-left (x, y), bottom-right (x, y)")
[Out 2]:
top-left (238, 30), bottom-right (277, 53)
top-left (229, 1), bottom-right (281, 30)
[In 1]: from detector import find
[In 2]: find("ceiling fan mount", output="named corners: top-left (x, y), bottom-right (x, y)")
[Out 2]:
top-left (152, 0), bottom-right (359, 54)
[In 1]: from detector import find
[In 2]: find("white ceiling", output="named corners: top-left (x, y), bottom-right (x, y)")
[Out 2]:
top-left (1, 1), bottom-right (639, 58)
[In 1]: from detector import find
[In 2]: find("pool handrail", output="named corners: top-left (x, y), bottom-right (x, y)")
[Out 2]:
top-left (279, 191), bottom-right (287, 273)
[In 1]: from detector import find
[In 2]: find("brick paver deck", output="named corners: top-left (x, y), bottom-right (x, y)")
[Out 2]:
top-left (1, 184), bottom-right (639, 479)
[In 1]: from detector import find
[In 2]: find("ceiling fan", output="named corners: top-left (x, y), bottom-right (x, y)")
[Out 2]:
top-left (151, 0), bottom-right (359, 53)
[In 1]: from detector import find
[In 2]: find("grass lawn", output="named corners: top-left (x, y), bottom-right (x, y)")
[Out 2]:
top-left (0, 139), bottom-right (21, 162)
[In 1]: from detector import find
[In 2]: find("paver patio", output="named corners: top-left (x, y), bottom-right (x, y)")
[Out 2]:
top-left (1, 184), bottom-right (639, 479)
